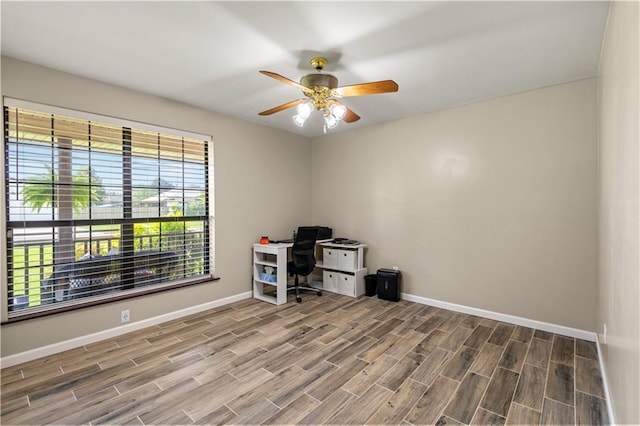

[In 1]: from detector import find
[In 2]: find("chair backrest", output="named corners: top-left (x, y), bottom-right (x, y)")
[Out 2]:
top-left (291, 226), bottom-right (319, 275)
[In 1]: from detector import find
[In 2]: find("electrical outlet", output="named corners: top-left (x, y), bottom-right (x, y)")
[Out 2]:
top-left (121, 309), bottom-right (130, 323)
top-left (603, 323), bottom-right (607, 344)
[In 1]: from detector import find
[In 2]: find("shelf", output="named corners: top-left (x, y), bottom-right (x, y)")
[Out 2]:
top-left (255, 260), bottom-right (277, 268)
top-left (253, 293), bottom-right (277, 304)
top-left (319, 242), bottom-right (367, 249)
top-left (254, 278), bottom-right (278, 286)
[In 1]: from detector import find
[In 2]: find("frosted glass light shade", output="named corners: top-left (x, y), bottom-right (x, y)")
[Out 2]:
top-left (296, 101), bottom-right (313, 119)
top-left (330, 104), bottom-right (347, 120)
top-left (324, 113), bottom-right (338, 129)
top-left (293, 114), bottom-right (307, 127)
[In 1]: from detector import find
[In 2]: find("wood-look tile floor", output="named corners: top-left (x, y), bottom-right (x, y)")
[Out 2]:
top-left (1, 293), bottom-right (609, 425)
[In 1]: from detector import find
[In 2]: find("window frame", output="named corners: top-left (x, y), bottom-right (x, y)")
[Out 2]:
top-left (2, 98), bottom-right (216, 323)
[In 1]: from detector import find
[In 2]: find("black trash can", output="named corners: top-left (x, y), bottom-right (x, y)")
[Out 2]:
top-left (364, 274), bottom-right (377, 296)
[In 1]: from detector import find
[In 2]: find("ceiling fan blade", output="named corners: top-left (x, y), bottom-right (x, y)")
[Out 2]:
top-left (258, 99), bottom-right (306, 116)
top-left (259, 70), bottom-right (309, 92)
top-left (333, 80), bottom-right (399, 97)
top-left (342, 107), bottom-right (361, 123)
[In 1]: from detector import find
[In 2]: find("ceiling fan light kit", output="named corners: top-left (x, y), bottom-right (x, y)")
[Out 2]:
top-left (259, 56), bottom-right (398, 132)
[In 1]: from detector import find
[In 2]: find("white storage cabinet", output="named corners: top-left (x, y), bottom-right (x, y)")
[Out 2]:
top-left (318, 243), bottom-right (367, 297)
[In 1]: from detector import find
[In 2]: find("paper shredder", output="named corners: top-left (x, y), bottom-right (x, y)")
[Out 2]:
top-left (377, 268), bottom-right (401, 302)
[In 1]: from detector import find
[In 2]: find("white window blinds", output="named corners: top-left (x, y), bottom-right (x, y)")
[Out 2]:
top-left (4, 101), bottom-right (213, 318)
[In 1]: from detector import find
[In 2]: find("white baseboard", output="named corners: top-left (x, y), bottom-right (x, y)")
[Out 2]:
top-left (400, 292), bottom-right (597, 342)
top-left (595, 337), bottom-right (616, 425)
top-left (0, 291), bottom-right (252, 369)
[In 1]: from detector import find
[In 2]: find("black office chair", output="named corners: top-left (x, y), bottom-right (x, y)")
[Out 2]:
top-left (287, 226), bottom-right (321, 303)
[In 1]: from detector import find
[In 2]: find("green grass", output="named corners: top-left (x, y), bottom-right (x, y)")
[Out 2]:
top-left (12, 245), bottom-right (53, 306)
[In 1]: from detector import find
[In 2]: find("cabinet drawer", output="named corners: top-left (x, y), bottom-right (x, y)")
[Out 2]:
top-left (323, 270), bottom-right (338, 292)
top-left (323, 248), bottom-right (338, 269)
top-left (337, 273), bottom-right (355, 297)
top-left (337, 250), bottom-right (357, 272)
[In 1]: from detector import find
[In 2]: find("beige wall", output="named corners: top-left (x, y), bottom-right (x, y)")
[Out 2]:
top-left (0, 57), bottom-right (312, 357)
top-left (0, 51), bottom-right (618, 370)
top-left (312, 79), bottom-right (598, 331)
top-left (597, 2), bottom-right (640, 424)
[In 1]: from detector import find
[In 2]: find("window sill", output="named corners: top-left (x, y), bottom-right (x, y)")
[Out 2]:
top-left (3, 275), bottom-right (221, 324)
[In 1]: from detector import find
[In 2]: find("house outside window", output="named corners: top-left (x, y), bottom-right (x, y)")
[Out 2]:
top-left (3, 99), bottom-right (214, 321)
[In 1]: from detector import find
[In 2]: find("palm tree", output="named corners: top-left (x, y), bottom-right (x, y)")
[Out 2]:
top-left (22, 160), bottom-right (106, 269)
top-left (22, 166), bottom-right (106, 213)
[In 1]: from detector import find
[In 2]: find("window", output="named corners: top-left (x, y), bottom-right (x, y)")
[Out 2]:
top-left (4, 100), bottom-right (213, 320)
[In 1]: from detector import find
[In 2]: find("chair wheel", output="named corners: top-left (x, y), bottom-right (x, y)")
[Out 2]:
top-left (296, 297), bottom-right (302, 303)
top-left (317, 291), bottom-right (322, 296)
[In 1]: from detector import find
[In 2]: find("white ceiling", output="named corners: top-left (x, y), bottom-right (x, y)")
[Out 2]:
top-left (1, 1), bottom-right (609, 138)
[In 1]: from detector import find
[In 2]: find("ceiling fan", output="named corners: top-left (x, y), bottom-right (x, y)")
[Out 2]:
top-left (258, 57), bottom-right (398, 131)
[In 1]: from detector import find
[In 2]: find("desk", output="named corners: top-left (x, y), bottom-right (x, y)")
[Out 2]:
top-left (252, 241), bottom-right (367, 305)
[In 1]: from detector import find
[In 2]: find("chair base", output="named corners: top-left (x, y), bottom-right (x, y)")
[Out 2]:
top-left (287, 276), bottom-right (322, 303)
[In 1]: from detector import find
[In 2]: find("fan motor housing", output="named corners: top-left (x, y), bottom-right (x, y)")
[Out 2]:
top-left (300, 73), bottom-right (338, 90)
